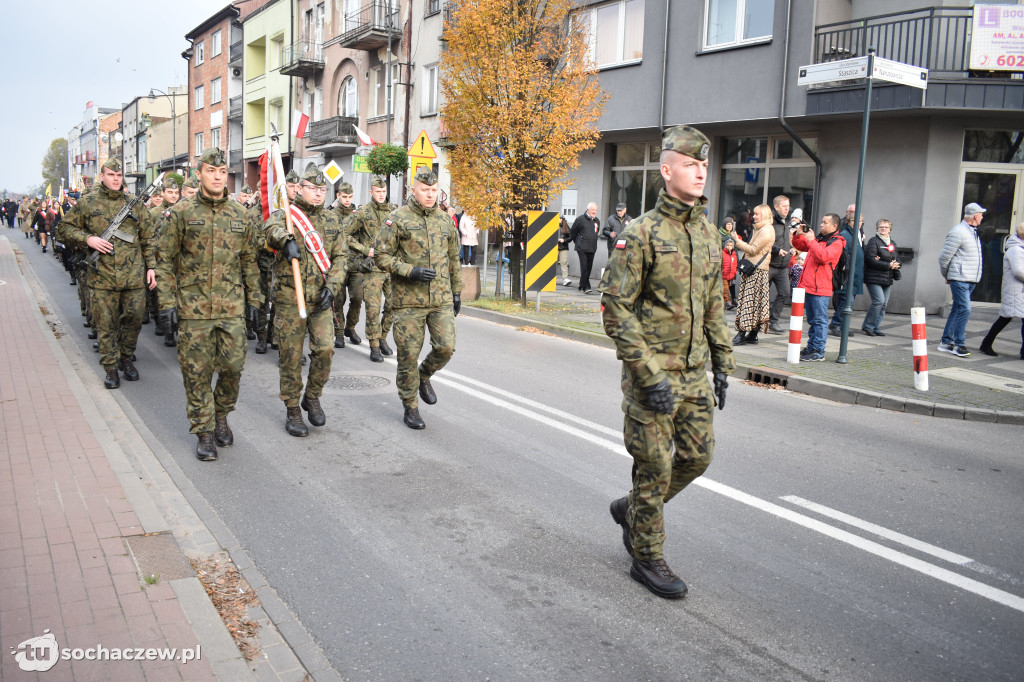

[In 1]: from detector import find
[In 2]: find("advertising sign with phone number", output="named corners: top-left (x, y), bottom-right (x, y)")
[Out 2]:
top-left (970, 4), bottom-right (1024, 70)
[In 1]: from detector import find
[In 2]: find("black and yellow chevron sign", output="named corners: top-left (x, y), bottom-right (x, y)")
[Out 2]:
top-left (525, 211), bottom-right (559, 292)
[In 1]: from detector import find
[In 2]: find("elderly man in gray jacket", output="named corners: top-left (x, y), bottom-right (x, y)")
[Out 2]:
top-left (938, 202), bottom-right (986, 357)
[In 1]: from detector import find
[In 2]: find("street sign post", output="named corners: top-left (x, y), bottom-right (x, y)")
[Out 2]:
top-left (797, 56), bottom-right (868, 86)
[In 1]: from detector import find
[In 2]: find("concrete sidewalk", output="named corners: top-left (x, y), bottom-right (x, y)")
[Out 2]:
top-left (0, 235), bottom-right (333, 681)
top-left (463, 268), bottom-right (1024, 423)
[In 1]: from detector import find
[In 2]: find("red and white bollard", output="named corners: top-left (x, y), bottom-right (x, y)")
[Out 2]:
top-left (788, 287), bottom-right (805, 364)
top-left (911, 307), bottom-right (929, 391)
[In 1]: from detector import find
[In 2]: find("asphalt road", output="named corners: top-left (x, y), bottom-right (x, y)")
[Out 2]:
top-left (19, 236), bottom-right (1024, 681)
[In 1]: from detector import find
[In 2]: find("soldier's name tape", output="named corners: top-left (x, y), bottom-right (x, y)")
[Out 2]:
top-left (344, 336), bottom-right (1024, 615)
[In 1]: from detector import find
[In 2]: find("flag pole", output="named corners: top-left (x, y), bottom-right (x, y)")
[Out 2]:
top-left (269, 124), bottom-right (306, 319)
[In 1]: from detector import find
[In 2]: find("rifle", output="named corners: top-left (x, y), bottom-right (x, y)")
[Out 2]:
top-left (86, 172), bottom-right (165, 270)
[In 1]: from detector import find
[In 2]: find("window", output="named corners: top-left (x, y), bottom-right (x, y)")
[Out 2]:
top-left (210, 127), bottom-right (221, 149)
top-left (425, 0), bottom-right (440, 15)
top-left (579, 0), bottom-right (644, 68)
top-left (422, 64), bottom-right (439, 115)
top-left (608, 141), bottom-right (663, 218)
top-left (211, 30), bottom-right (222, 57)
top-left (339, 76), bottom-right (357, 117)
top-left (194, 85), bottom-right (204, 110)
top-left (195, 132), bottom-right (204, 154)
top-left (315, 3), bottom-right (325, 44)
top-left (370, 68), bottom-right (381, 117)
top-left (314, 86), bottom-right (323, 122)
top-left (304, 90), bottom-right (314, 123)
top-left (195, 40), bottom-right (205, 66)
top-left (210, 78), bottom-right (222, 105)
top-left (704, 0), bottom-right (774, 50)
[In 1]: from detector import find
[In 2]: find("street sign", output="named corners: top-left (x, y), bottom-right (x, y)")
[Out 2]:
top-left (797, 56), bottom-right (868, 86)
top-left (409, 130), bottom-right (437, 159)
top-left (525, 211), bottom-right (559, 292)
top-left (871, 56), bottom-right (928, 89)
top-left (408, 156), bottom-right (433, 175)
top-left (322, 160), bottom-right (344, 184)
top-left (352, 156), bottom-right (370, 173)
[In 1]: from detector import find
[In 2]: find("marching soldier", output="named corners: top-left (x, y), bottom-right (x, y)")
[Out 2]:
top-left (146, 177), bottom-right (181, 334)
top-left (374, 167), bottom-right (462, 430)
top-left (331, 181), bottom-right (357, 349)
top-left (343, 175), bottom-right (396, 360)
top-left (600, 126), bottom-right (733, 599)
top-left (265, 163), bottom-right (347, 437)
top-left (155, 148), bottom-right (262, 461)
top-left (180, 177), bottom-right (199, 200)
top-left (60, 158), bottom-right (156, 389)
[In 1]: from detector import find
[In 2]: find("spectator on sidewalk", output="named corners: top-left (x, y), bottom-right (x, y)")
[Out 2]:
top-left (458, 209), bottom-right (478, 265)
top-left (938, 203), bottom-right (986, 358)
top-left (979, 221), bottom-right (1024, 359)
top-left (766, 194), bottom-right (793, 334)
top-left (569, 202), bottom-right (601, 293)
top-left (792, 213), bottom-right (846, 361)
top-left (719, 217), bottom-right (736, 246)
top-left (830, 204), bottom-right (865, 336)
top-left (557, 215), bottom-right (572, 285)
top-left (603, 203), bottom-right (631, 256)
top-left (860, 218), bottom-right (902, 336)
top-left (722, 238), bottom-right (738, 310)
top-left (731, 204), bottom-right (774, 345)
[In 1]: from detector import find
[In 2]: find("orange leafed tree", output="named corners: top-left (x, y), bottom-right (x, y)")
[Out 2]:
top-left (440, 0), bottom-right (608, 267)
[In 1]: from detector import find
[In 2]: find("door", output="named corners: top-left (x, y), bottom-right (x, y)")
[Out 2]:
top-left (958, 167), bottom-right (1023, 303)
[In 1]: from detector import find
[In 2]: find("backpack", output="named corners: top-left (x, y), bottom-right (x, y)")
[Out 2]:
top-left (827, 235), bottom-right (848, 292)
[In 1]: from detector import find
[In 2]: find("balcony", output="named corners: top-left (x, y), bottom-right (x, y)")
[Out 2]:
top-left (336, 1), bottom-right (401, 51)
top-left (228, 149), bottom-right (243, 171)
top-left (280, 39), bottom-right (324, 77)
top-left (308, 116), bottom-right (359, 151)
top-left (808, 7), bottom-right (1024, 115)
top-left (425, 0), bottom-right (440, 17)
top-left (441, 1), bottom-right (457, 39)
top-left (228, 96), bottom-right (242, 120)
top-left (228, 39), bottom-right (243, 68)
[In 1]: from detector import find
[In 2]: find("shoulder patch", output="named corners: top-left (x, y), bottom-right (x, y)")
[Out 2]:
top-left (385, 219), bottom-right (393, 226)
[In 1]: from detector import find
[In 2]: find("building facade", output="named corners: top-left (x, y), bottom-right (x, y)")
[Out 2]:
top-left (68, 103), bottom-right (120, 190)
top-left (121, 90), bottom-right (185, 193)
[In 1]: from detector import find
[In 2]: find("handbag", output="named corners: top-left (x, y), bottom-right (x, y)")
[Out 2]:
top-left (737, 252), bottom-right (768, 277)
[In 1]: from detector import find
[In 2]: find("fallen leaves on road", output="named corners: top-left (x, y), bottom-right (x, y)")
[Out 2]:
top-left (190, 552), bottom-right (261, 661)
top-left (743, 379), bottom-right (789, 391)
top-left (517, 325), bottom-right (557, 336)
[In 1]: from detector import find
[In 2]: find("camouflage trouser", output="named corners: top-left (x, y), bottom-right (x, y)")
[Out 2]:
top-left (257, 254), bottom-right (275, 342)
top-left (381, 276), bottom-right (393, 339)
top-left (355, 272), bottom-right (392, 344)
top-left (622, 368), bottom-right (715, 561)
top-left (275, 303), bottom-right (334, 407)
top-left (392, 305), bottom-right (456, 408)
top-left (176, 318), bottom-right (247, 434)
top-left (337, 266), bottom-right (364, 337)
top-left (146, 286), bottom-right (160, 322)
top-left (74, 262), bottom-right (91, 318)
top-left (90, 287), bottom-right (145, 370)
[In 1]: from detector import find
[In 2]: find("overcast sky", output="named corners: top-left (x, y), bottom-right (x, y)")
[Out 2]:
top-left (0, 0), bottom-right (228, 195)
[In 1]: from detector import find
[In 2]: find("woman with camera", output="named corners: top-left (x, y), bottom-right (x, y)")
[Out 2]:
top-left (730, 204), bottom-right (775, 345)
top-left (860, 218), bottom-right (901, 336)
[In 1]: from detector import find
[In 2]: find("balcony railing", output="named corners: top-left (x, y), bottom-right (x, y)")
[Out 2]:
top-left (425, 0), bottom-right (441, 16)
top-left (280, 39), bottom-right (324, 77)
top-left (309, 116), bottom-right (359, 148)
top-left (228, 150), bottom-right (243, 170)
top-left (338, 1), bottom-right (401, 51)
top-left (814, 7), bottom-right (974, 78)
top-left (229, 39), bottom-right (243, 66)
top-left (228, 96), bottom-right (242, 119)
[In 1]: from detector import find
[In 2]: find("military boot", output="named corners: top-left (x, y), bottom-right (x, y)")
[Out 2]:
top-left (609, 497), bottom-right (633, 557)
top-left (246, 318), bottom-right (256, 340)
top-left (154, 320), bottom-right (164, 336)
top-left (255, 338), bottom-right (268, 354)
top-left (87, 329), bottom-right (98, 340)
top-left (300, 395), bottom-right (326, 427)
top-left (214, 416), bottom-right (233, 447)
top-left (345, 328), bottom-right (362, 345)
top-left (630, 558), bottom-right (688, 599)
top-left (334, 333), bottom-right (345, 349)
top-left (369, 344), bottom-right (383, 363)
top-left (378, 338), bottom-right (393, 356)
top-left (103, 369), bottom-right (120, 390)
top-left (418, 375), bottom-right (437, 405)
top-left (196, 434), bottom-right (218, 461)
top-left (403, 406), bottom-right (426, 430)
top-left (93, 342), bottom-right (99, 351)
top-left (285, 406), bottom-right (308, 437)
top-left (141, 310), bottom-right (150, 325)
top-left (118, 358), bottom-right (140, 381)
top-left (164, 330), bottom-right (176, 347)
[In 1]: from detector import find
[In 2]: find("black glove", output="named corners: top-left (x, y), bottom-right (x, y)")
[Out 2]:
top-left (283, 239), bottom-right (301, 263)
top-left (713, 372), bottom-right (728, 411)
top-left (159, 307), bottom-right (178, 330)
top-left (642, 379), bottom-right (675, 415)
top-left (409, 266), bottom-right (437, 282)
top-left (358, 256), bottom-right (375, 273)
top-left (246, 304), bottom-right (260, 327)
top-left (316, 286), bottom-right (334, 312)
top-left (453, 293), bottom-right (461, 317)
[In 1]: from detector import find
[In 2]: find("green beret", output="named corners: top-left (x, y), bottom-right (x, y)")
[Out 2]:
top-left (240, 184), bottom-right (253, 193)
top-left (301, 162), bottom-right (326, 187)
top-left (370, 175), bottom-right (387, 189)
top-left (662, 125), bottom-right (710, 161)
top-left (412, 167), bottom-right (437, 186)
top-left (102, 157), bottom-right (123, 172)
top-left (162, 176), bottom-right (182, 190)
top-left (198, 147), bottom-right (227, 167)
top-left (337, 182), bottom-right (354, 195)
top-left (184, 177), bottom-right (199, 188)
top-left (285, 169), bottom-right (300, 184)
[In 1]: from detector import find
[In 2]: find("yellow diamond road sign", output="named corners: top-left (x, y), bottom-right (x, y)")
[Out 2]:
top-left (409, 130), bottom-right (437, 159)
top-left (322, 160), bottom-right (344, 184)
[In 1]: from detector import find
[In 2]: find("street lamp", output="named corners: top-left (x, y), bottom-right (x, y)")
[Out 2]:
top-left (148, 88), bottom-right (177, 173)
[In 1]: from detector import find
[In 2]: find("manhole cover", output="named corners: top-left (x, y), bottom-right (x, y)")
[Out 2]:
top-left (327, 374), bottom-right (391, 390)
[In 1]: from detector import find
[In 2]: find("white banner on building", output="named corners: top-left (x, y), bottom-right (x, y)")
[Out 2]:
top-left (970, 5), bottom-right (1024, 70)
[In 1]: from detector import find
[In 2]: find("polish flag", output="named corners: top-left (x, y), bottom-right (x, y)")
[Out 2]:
top-left (353, 124), bottom-right (377, 147)
top-left (292, 109), bottom-right (310, 139)
top-left (259, 147), bottom-right (285, 223)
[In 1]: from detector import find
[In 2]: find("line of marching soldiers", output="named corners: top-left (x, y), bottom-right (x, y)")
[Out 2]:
top-left (56, 151), bottom-right (462, 460)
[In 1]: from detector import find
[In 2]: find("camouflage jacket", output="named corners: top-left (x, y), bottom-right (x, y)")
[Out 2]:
top-left (374, 196), bottom-right (462, 308)
top-left (155, 190), bottom-right (262, 319)
top-left (265, 196), bottom-right (348, 307)
top-left (345, 199), bottom-right (395, 269)
top-left (59, 184), bottom-right (155, 291)
top-left (335, 202), bottom-right (355, 231)
top-left (599, 190), bottom-right (735, 386)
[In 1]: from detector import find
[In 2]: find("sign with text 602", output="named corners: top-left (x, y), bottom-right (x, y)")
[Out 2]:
top-left (970, 5), bottom-right (1024, 70)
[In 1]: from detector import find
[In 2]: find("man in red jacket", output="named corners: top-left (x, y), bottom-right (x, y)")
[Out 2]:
top-left (792, 213), bottom-right (845, 361)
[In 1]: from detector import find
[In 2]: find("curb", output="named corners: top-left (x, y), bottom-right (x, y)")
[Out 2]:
top-left (461, 304), bottom-right (1024, 425)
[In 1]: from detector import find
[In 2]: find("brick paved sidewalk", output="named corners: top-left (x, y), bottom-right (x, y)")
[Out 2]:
top-left (0, 236), bottom-right (220, 681)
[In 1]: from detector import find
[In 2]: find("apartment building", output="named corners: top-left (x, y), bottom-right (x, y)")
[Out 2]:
top-left (121, 90), bottom-right (186, 193)
top-left (67, 103), bottom-right (120, 189)
top-left (558, 0), bottom-right (1024, 314)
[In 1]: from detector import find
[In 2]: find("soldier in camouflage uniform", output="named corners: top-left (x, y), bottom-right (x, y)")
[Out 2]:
top-left (601, 126), bottom-right (734, 600)
top-left (374, 167), bottom-right (462, 430)
top-left (345, 175), bottom-right (397, 361)
top-left (180, 177), bottom-right (199, 200)
top-left (155, 148), bottom-right (262, 461)
top-left (146, 177), bottom-right (181, 336)
top-left (60, 157), bottom-right (157, 390)
top-left (265, 163), bottom-right (348, 437)
top-left (331, 181), bottom-right (357, 349)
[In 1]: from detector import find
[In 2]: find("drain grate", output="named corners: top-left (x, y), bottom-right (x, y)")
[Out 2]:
top-left (326, 374), bottom-right (391, 391)
top-left (124, 532), bottom-right (195, 581)
top-left (745, 368), bottom-right (789, 388)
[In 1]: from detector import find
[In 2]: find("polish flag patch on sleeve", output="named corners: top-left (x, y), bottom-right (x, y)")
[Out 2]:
top-left (615, 238), bottom-right (627, 249)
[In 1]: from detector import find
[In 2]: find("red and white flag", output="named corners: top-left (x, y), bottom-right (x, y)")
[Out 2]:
top-left (258, 146), bottom-right (286, 223)
top-left (289, 204), bottom-right (331, 276)
top-left (292, 109), bottom-right (310, 139)
top-left (353, 124), bottom-right (377, 147)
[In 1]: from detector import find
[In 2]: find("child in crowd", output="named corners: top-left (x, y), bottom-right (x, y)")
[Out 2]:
top-left (722, 238), bottom-right (738, 310)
